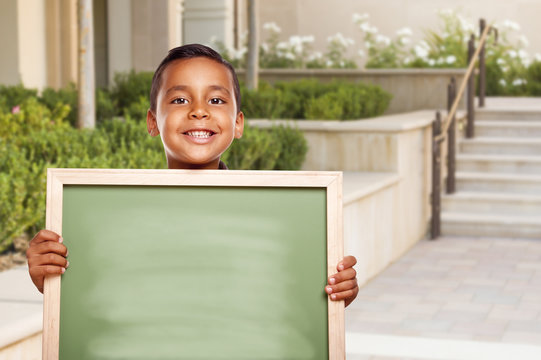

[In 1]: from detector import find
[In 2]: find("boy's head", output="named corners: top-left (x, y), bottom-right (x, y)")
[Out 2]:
top-left (149, 44), bottom-right (241, 115)
top-left (147, 44), bottom-right (244, 170)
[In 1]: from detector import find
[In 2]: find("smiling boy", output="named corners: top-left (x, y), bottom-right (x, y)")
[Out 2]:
top-left (27, 44), bottom-right (359, 306)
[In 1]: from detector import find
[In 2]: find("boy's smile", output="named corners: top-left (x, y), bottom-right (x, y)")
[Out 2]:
top-left (147, 57), bottom-right (244, 169)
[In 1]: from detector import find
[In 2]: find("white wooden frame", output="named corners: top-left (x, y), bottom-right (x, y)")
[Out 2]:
top-left (43, 168), bottom-right (344, 359)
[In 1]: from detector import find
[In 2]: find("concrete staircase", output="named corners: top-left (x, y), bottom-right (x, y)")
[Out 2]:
top-left (441, 103), bottom-right (541, 239)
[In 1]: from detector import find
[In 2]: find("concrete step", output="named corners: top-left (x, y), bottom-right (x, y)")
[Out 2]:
top-left (441, 212), bottom-right (541, 239)
top-left (475, 109), bottom-right (541, 121)
top-left (475, 121), bottom-right (541, 137)
top-left (456, 172), bottom-right (541, 194)
top-left (442, 192), bottom-right (541, 216)
top-left (456, 154), bottom-right (541, 174)
top-left (459, 138), bottom-right (541, 155)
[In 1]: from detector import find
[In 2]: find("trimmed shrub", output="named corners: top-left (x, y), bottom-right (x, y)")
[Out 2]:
top-left (110, 70), bottom-right (154, 113)
top-left (527, 61), bottom-right (541, 96)
top-left (242, 79), bottom-right (391, 120)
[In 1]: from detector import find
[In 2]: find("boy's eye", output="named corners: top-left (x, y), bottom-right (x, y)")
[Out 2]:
top-left (172, 98), bottom-right (188, 105)
top-left (209, 98), bottom-right (225, 105)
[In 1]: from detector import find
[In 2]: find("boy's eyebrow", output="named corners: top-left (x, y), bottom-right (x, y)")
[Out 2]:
top-left (164, 85), bottom-right (231, 96)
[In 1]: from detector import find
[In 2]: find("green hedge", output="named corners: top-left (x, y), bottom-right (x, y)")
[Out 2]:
top-left (0, 99), bottom-right (307, 252)
top-left (241, 79), bottom-right (392, 120)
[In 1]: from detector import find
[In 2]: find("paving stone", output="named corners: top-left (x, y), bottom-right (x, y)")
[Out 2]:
top-left (434, 310), bottom-right (488, 322)
top-left (451, 320), bottom-right (507, 337)
top-left (345, 235), bottom-right (541, 353)
top-left (488, 305), bottom-right (538, 321)
top-left (473, 292), bottom-right (521, 305)
top-left (400, 319), bottom-right (453, 332)
top-left (501, 331), bottom-right (541, 345)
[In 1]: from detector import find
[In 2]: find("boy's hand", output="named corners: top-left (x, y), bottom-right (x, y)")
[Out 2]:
top-left (26, 230), bottom-right (69, 293)
top-left (325, 256), bottom-right (358, 307)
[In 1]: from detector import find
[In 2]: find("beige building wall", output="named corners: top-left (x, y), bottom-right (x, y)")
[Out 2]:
top-left (250, 0), bottom-right (541, 62)
top-left (0, 1), bottom-right (21, 86)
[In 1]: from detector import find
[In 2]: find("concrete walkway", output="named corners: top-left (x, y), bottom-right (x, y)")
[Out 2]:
top-left (346, 236), bottom-right (541, 359)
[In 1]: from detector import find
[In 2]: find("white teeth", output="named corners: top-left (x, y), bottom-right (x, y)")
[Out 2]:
top-left (187, 131), bottom-right (212, 138)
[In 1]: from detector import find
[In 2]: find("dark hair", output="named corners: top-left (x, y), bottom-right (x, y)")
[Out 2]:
top-left (149, 43), bottom-right (241, 114)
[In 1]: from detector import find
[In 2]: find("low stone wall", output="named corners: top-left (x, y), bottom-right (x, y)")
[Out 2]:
top-left (237, 68), bottom-right (467, 115)
top-left (249, 110), bottom-right (435, 284)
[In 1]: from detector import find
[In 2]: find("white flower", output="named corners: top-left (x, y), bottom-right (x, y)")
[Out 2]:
top-left (446, 55), bottom-right (456, 64)
top-left (230, 47), bottom-right (247, 60)
top-left (497, 58), bottom-right (506, 65)
top-left (518, 49), bottom-right (528, 59)
top-left (414, 45), bottom-right (429, 59)
top-left (328, 32), bottom-right (355, 47)
top-left (365, 41), bottom-right (372, 49)
top-left (404, 57), bottom-right (411, 64)
top-left (302, 35), bottom-right (315, 43)
top-left (457, 15), bottom-right (474, 32)
top-left (441, 32), bottom-right (449, 39)
top-left (501, 20), bottom-right (520, 31)
top-left (512, 78), bottom-right (526, 86)
top-left (284, 52), bottom-right (295, 60)
top-left (263, 22), bottom-right (281, 33)
top-left (428, 59), bottom-right (436, 66)
top-left (308, 51), bottom-right (323, 61)
top-left (396, 27), bottom-right (413, 37)
top-left (326, 60), bottom-right (333, 67)
top-left (352, 13), bottom-right (370, 23)
top-left (367, 26), bottom-right (378, 34)
top-left (508, 50), bottom-right (517, 58)
top-left (289, 36), bottom-right (304, 54)
top-left (519, 35), bottom-right (529, 47)
top-left (535, 53), bottom-right (541, 62)
top-left (277, 42), bottom-right (288, 50)
top-left (375, 34), bottom-right (391, 46)
top-left (499, 79), bottom-right (507, 86)
top-left (400, 37), bottom-right (410, 45)
top-left (358, 49), bottom-right (365, 57)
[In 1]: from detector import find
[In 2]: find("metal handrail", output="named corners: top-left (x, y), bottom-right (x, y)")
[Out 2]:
top-left (434, 23), bottom-right (492, 143)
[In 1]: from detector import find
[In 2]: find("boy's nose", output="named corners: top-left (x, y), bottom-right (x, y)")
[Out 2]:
top-left (189, 104), bottom-right (209, 120)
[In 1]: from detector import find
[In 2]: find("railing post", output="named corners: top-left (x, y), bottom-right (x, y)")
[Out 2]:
top-left (431, 112), bottom-right (442, 240)
top-left (479, 19), bottom-right (486, 107)
top-left (466, 34), bottom-right (475, 138)
top-left (446, 77), bottom-right (456, 194)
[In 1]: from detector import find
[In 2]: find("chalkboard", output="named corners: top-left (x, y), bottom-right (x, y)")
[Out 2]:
top-left (43, 169), bottom-right (344, 359)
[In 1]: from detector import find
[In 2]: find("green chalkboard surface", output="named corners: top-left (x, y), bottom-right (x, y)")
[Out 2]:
top-left (59, 184), bottom-right (329, 359)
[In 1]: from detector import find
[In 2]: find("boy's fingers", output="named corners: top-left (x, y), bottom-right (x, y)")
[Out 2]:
top-left (28, 241), bottom-right (67, 257)
top-left (29, 230), bottom-right (62, 245)
top-left (337, 255), bottom-right (357, 271)
top-left (325, 279), bottom-right (358, 295)
top-left (29, 265), bottom-right (66, 293)
top-left (328, 287), bottom-right (359, 303)
top-left (30, 253), bottom-right (69, 268)
top-left (328, 267), bottom-right (356, 285)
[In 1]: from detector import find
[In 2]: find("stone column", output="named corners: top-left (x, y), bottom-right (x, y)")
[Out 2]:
top-left (107, 0), bottom-right (132, 83)
top-left (183, 0), bottom-right (234, 48)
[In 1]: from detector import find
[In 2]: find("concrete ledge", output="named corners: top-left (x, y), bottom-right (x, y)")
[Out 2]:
top-left (343, 172), bottom-right (400, 205)
top-left (248, 110), bottom-right (435, 133)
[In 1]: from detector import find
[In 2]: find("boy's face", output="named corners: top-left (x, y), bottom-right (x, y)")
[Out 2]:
top-left (147, 57), bottom-right (244, 169)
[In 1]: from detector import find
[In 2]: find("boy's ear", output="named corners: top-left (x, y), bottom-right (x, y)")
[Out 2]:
top-left (234, 111), bottom-right (244, 139)
top-left (146, 109), bottom-right (160, 137)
